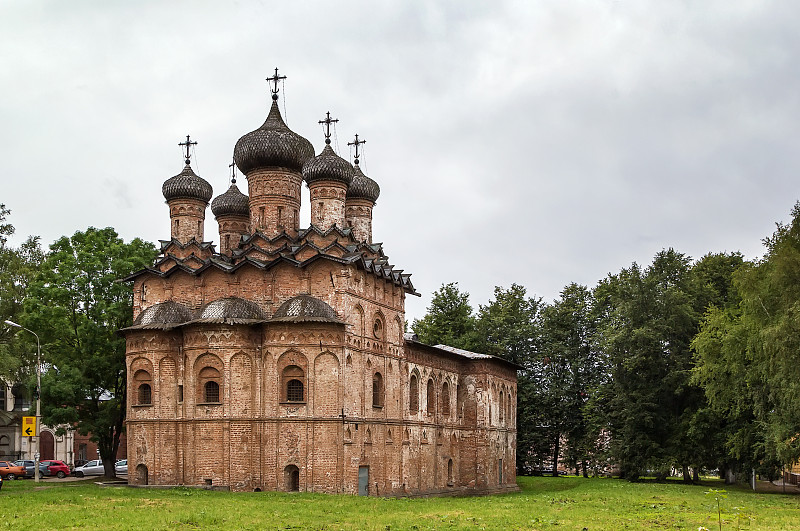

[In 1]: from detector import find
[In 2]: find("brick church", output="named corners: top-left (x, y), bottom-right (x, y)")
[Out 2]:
top-left (122, 72), bottom-right (518, 495)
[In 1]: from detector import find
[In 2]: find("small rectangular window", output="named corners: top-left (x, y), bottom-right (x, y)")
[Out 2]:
top-left (178, 385), bottom-right (184, 403)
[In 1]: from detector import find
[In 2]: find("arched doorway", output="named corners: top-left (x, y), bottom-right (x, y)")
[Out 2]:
top-left (40, 431), bottom-right (55, 460)
top-left (284, 465), bottom-right (299, 492)
top-left (135, 464), bottom-right (148, 485)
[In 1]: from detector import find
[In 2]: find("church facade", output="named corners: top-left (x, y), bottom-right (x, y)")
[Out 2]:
top-left (122, 74), bottom-right (518, 495)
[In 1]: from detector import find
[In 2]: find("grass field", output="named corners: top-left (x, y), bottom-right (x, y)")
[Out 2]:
top-left (0, 476), bottom-right (797, 530)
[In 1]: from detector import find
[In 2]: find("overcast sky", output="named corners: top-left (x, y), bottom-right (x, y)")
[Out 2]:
top-left (2, 1), bottom-right (798, 322)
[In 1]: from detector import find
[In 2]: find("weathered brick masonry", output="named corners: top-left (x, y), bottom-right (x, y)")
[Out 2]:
top-left (122, 79), bottom-right (518, 495)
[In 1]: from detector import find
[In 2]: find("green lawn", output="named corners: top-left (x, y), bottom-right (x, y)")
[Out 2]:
top-left (0, 476), bottom-right (797, 530)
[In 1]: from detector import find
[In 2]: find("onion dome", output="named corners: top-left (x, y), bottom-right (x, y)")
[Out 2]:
top-left (128, 301), bottom-right (193, 330)
top-left (347, 165), bottom-right (380, 202)
top-left (211, 183), bottom-right (249, 218)
top-left (196, 297), bottom-right (267, 322)
top-left (234, 100), bottom-right (314, 174)
top-left (302, 144), bottom-right (354, 186)
top-left (271, 294), bottom-right (344, 323)
top-left (162, 164), bottom-right (213, 203)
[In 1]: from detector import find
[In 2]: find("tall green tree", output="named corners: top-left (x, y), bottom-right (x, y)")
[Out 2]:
top-left (694, 203), bottom-right (800, 473)
top-left (411, 282), bottom-right (478, 350)
top-left (25, 227), bottom-right (156, 477)
top-left (0, 204), bottom-right (43, 380)
top-left (597, 249), bottom-right (701, 480)
top-left (538, 283), bottom-right (603, 477)
top-left (474, 284), bottom-right (541, 474)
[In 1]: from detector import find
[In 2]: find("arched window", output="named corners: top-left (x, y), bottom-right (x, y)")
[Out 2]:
top-left (499, 391), bottom-right (505, 423)
top-left (427, 379), bottom-right (435, 415)
top-left (283, 365), bottom-right (305, 402)
top-left (198, 366), bottom-right (222, 403)
top-left (286, 379), bottom-right (304, 402)
top-left (372, 372), bottom-right (384, 408)
top-left (441, 381), bottom-right (450, 417)
top-left (447, 458), bottom-right (454, 486)
top-left (133, 369), bottom-right (153, 406)
top-left (203, 381), bottom-right (219, 402)
top-left (409, 373), bottom-right (418, 412)
top-left (457, 383), bottom-right (466, 418)
top-left (138, 383), bottom-right (152, 405)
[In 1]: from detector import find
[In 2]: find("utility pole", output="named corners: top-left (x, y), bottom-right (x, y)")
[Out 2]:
top-left (4, 320), bottom-right (42, 483)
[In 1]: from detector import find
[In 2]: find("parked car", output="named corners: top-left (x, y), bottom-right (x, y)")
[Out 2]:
top-left (0, 460), bottom-right (26, 480)
top-left (40, 460), bottom-right (70, 479)
top-left (115, 460), bottom-right (127, 475)
top-left (73, 460), bottom-right (105, 477)
top-left (13, 460), bottom-right (49, 478)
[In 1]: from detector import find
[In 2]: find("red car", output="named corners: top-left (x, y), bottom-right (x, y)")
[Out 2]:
top-left (40, 460), bottom-right (70, 479)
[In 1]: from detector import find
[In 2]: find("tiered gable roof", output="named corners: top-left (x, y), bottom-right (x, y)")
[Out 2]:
top-left (124, 225), bottom-right (417, 295)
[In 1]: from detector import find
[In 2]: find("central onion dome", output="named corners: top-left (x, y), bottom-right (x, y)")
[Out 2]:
top-left (302, 144), bottom-right (354, 186)
top-left (233, 98), bottom-right (315, 174)
top-left (271, 294), bottom-right (344, 323)
top-left (211, 183), bottom-right (249, 218)
top-left (162, 164), bottom-right (213, 203)
top-left (347, 164), bottom-right (380, 202)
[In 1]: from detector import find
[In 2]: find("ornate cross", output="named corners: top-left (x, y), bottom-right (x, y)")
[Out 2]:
top-left (347, 134), bottom-right (366, 165)
top-left (229, 158), bottom-right (237, 184)
top-left (318, 111), bottom-right (339, 145)
top-left (267, 67), bottom-right (287, 97)
top-left (178, 135), bottom-right (197, 164)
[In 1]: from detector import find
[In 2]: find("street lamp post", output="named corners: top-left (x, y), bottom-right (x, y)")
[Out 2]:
top-left (4, 320), bottom-right (42, 483)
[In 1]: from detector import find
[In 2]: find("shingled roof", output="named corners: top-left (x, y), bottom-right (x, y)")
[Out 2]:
top-left (123, 224), bottom-right (417, 295)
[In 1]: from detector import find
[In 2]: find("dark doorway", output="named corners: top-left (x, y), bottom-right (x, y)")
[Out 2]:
top-left (40, 431), bottom-right (55, 460)
top-left (358, 466), bottom-right (369, 496)
top-left (136, 464), bottom-right (148, 485)
top-left (284, 464), bottom-right (300, 492)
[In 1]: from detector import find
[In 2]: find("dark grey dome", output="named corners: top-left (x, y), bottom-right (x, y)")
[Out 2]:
top-left (197, 297), bottom-right (267, 322)
top-left (133, 301), bottom-right (193, 328)
top-left (234, 101), bottom-right (314, 175)
top-left (211, 183), bottom-right (249, 218)
top-left (302, 144), bottom-right (353, 186)
top-left (162, 165), bottom-right (213, 203)
top-left (271, 294), bottom-right (343, 323)
top-left (347, 165), bottom-right (380, 202)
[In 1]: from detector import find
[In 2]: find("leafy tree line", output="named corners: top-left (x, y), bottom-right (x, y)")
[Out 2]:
top-left (412, 203), bottom-right (800, 483)
top-left (1, 205), bottom-right (156, 477)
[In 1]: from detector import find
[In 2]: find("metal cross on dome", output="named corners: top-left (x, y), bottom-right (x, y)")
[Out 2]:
top-left (229, 158), bottom-right (237, 184)
top-left (267, 67), bottom-right (287, 96)
top-left (347, 134), bottom-right (366, 165)
top-left (318, 111), bottom-right (339, 145)
top-left (178, 135), bottom-right (197, 164)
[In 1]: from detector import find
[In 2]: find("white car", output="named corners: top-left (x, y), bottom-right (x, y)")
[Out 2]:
top-left (74, 460), bottom-right (105, 477)
top-left (115, 460), bottom-right (127, 475)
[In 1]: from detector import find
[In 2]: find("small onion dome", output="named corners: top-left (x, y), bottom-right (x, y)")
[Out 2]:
top-left (347, 165), bottom-right (380, 202)
top-left (234, 100), bottom-right (314, 175)
top-left (162, 164), bottom-right (213, 203)
top-left (129, 301), bottom-right (193, 329)
top-left (211, 183), bottom-right (249, 218)
top-left (271, 294), bottom-right (344, 323)
top-left (196, 297), bottom-right (267, 322)
top-left (302, 144), bottom-right (354, 186)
